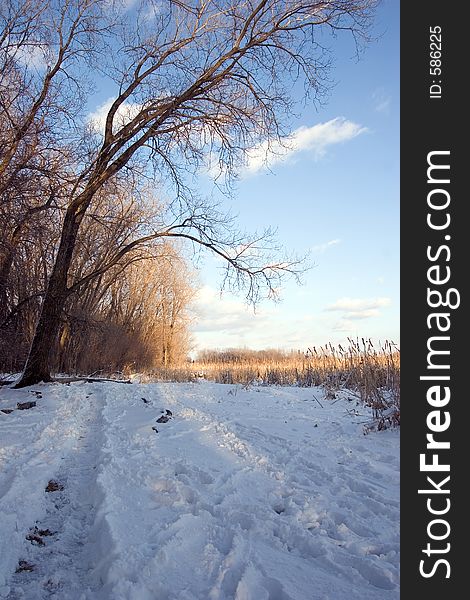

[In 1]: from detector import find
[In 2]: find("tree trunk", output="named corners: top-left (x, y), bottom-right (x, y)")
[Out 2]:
top-left (0, 223), bottom-right (23, 323)
top-left (14, 208), bottom-right (82, 388)
top-left (0, 249), bottom-right (14, 323)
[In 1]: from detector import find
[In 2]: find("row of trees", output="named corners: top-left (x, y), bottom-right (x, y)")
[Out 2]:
top-left (1, 0), bottom-right (376, 386)
top-left (0, 180), bottom-right (195, 373)
top-left (196, 348), bottom-right (304, 364)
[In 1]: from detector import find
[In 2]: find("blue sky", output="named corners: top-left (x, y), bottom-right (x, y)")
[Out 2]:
top-left (190, 0), bottom-right (400, 352)
top-left (86, 0), bottom-right (400, 353)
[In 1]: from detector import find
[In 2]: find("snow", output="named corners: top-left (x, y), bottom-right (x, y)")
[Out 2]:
top-left (0, 381), bottom-right (399, 599)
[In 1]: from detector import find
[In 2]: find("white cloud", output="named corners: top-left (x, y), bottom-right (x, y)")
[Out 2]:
top-left (87, 98), bottom-right (143, 135)
top-left (346, 309), bottom-right (380, 320)
top-left (332, 319), bottom-right (355, 332)
top-left (325, 297), bottom-right (391, 328)
top-left (9, 44), bottom-right (50, 70)
top-left (311, 239), bottom-right (341, 254)
top-left (190, 286), bottom-right (275, 335)
top-left (326, 297), bottom-right (391, 313)
top-left (242, 117), bottom-right (367, 176)
top-left (189, 286), bottom-right (317, 350)
top-left (188, 287), bottom-right (396, 351)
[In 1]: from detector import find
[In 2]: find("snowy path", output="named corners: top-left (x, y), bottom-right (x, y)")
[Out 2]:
top-left (1, 386), bottom-right (109, 599)
top-left (0, 381), bottom-right (399, 599)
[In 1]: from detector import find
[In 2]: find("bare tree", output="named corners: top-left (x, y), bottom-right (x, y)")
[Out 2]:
top-left (10, 0), bottom-right (377, 387)
top-left (0, 0), bottom-right (109, 320)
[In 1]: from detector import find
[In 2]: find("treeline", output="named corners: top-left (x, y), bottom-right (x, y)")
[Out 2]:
top-left (0, 184), bottom-right (195, 373)
top-left (196, 348), bottom-right (303, 365)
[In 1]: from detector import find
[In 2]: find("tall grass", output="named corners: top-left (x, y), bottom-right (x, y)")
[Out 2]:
top-left (146, 339), bottom-right (400, 429)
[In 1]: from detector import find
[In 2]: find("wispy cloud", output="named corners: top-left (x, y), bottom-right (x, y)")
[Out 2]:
top-left (326, 297), bottom-right (391, 312)
top-left (332, 319), bottom-right (355, 332)
top-left (143, 0), bottom-right (164, 19)
top-left (325, 296), bottom-right (391, 323)
top-left (112, 0), bottom-right (140, 10)
top-left (345, 309), bottom-right (380, 320)
top-left (242, 117), bottom-right (367, 176)
top-left (372, 88), bottom-right (391, 115)
top-left (311, 239), bottom-right (341, 254)
top-left (328, 297), bottom-right (391, 333)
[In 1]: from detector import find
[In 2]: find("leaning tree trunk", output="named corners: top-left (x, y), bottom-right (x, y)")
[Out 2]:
top-left (14, 207), bottom-right (83, 388)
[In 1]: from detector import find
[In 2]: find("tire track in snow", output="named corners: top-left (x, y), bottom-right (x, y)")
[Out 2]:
top-left (4, 389), bottom-right (108, 600)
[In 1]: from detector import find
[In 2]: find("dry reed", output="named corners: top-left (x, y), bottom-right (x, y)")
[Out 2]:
top-left (146, 339), bottom-right (400, 430)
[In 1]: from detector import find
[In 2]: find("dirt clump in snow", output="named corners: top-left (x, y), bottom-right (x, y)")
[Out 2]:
top-left (26, 526), bottom-right (55, 547)
top-left (45, 480), bottom-right (64, 493)
top-left (25, 532), bottom-right (45, 546)
top-left (156, 409), bottom-right (173, 423)
top-left (15, 560), bottom-right (35, 573)
top-left (16, 401), bottom-right (37, 410)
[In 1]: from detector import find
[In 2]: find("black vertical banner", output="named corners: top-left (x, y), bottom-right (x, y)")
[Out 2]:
top-left (401, 1), bottom-right (466, 597)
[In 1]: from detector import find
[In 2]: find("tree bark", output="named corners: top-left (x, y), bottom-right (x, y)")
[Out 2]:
top-left (14, 207), bottom-right (83, 387)
top-left (0, 249), bottom-right (14, 323)
top-left (0, 224), bottom-right (24, 322)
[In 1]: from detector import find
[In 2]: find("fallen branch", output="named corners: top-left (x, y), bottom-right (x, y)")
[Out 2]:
top-left (2, 376), bottom-right (132, 388)
top-left (312, 393), bottom-right (324, 408)
top-left (53, 376), bottom-right (132, 385)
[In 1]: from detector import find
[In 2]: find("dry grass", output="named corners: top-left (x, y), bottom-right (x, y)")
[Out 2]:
top-left (146, 339), bottom-right (400, 430)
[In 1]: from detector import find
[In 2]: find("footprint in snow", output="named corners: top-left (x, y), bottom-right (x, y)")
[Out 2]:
top-left (16, 560), bottom-right (35, 573)
top-left (156, 410), bottom-right (173, 423)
